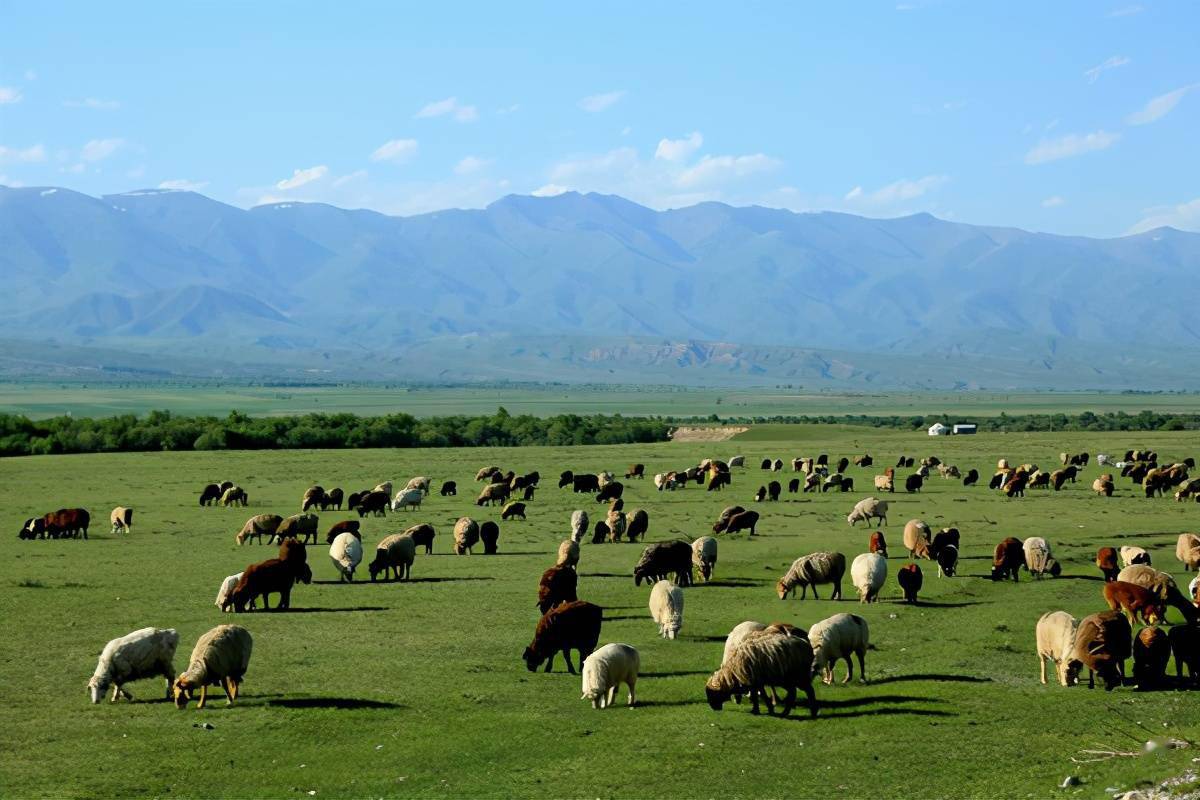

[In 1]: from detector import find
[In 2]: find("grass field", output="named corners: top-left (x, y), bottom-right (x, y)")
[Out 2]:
top-left (3, 426), bottom-right (1200, 798)
top-left (3, 382), bottom-right (1199, 420)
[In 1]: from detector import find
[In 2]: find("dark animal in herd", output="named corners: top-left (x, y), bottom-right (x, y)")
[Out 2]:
top-left (407, 524), bottom-right (436, 554)
top-left (355, 490), bottom-right (390, 517)
top-left (596, 482), bottom-right (624, 503)
top-left (991, 537), bottom-right (1025, 581)
top-left (625, 464), bottom-right (645, 479)
top-left (788, 478), bottom-right (801, 493)
top-left (522, 600), bottom-right (602, 674)
top-left (536, 565), bottom-right (579, 614)
top-left (869, 531), bottom-right (888, 558)
top-left (325, 520), bottom-right (360, 544)
top-left (199, 484), bottom-right (223, 506)
top-left (905, 474), bottom-right (923, 493)
top-left (898, 563), bottom-right (922, 603)
top-left (573, 474), bottom-right (600, 493)
top-left (230, 541), bottom-right (312, 612)
top-left (962, 468), bottom-right (979, 487)
top-left (767, 481), bottom-right (781, 501)
top-left (501, 502), bottom-right (526, 521)
top-left (480, 521), bottom-right (500, 554)
top-left (1102, 581), bottom-right (1164, 625)
top-left (755, 486), bottom-right (767, 502)
top-left (440, 481), bottom-right (457, 497)
top-left (1073, 610), bottom-right (1132, 690)
top-left (302, 486), bottom-right (344, 511)
top-left (633, 540), bottom-right (694, 586)
top-left (1134, 627), bottom-right (1170, 689)
top-left (20, 508), bottom-right (90, 539)
top-left (625, 509), bottom-right (649, 542)
top-left (1095, 547), bottom-right (1120, 582)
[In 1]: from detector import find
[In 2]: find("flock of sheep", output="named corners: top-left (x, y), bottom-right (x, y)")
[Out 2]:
top-left (22, 445), bottom-right (1200, 717)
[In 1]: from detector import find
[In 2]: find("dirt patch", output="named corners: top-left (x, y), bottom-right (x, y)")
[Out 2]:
top-left (669, 425), bottom-right (749, 442)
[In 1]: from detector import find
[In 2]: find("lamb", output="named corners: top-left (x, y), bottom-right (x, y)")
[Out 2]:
top-left (215, 572), bottom-right (243, 612)
top-left (633, 540), bottom-right (694, 586)
top-left (1023, 537), bottom-right (1061, 579)
top-left (1096, 546), bottom-right (1120, 582)
top-left (991, 537), bottom-right (1025, 581)
top-left (903, 519), bottom-right (932, 559)
top-left (329, 531), bottom-right (363, 581)
top-left (1176, 533), bottom-right (1200, 571)
top-left (172, 624), bottom-right (253, 709)
top-left (1133, 627), bottom-right (1170, 689)
top-left (454, 517), bottom-right (481, 555)
top-left (1035, 611), bottom-right (1080, 686)
top-left (522, 600), bottom-right (602, 674)
top-left (392, 488), bottom-right (423, 511)
top-left (705, 628), bottom-right (818, 717)
top-left (480, 521), bottom-right (500, 554)
top-left (1119, 546), bottom-right (1151, 568)
top-left (692, 536), bottom-right (718, 581)
top-left (897, 563), bottom-right (922, 603)
top-left (501, 502), bottom-right (526, 521)
top-left (88, 627), bottom-right (179, 704)
top-left (851, 552), bottom-right (887, 603)
top-left (776, 552), bottom-right (845, 600)
top-left (109, 507), bottom-right (133, 534)
top-left (537, 564), bottom-right (579, 614)
top-left (581, 643), bottom-right (640, 709)
top-left (809, 613), bottom-right (869, 684)
top-left (570, 510), bottom-right (589, 543)
top-left (649, 580), bottom-right (684, 640)
top-left (1069, 611), bottom-right (1131, 690)
top-left (1117, 564), bottom-right (1198, 624)
top-left (368, 533), bottom-right (416, 581)
top-left (556, 539), bottom-right (580, 569)
top-left (846, 496), bottom-right (888, 527)
top-left (869, 531), bottom-right (888, 558)
top-left (625, 509), bottom-right (649, 543)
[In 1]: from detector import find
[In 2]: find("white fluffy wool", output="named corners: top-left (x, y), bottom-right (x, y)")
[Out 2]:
top-left (580, 643), bottom-right (640, 709)
top-left (649, 580), bottom-right (684, 639)
top-left (88, 627), bottom-right (179, 704)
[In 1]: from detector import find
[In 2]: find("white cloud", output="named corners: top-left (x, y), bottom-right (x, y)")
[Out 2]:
top-left (158, 179), bottom-right (209, 191)
top-left (370, 138), bottom-right (419, 163)
top-left (1125, 84), bottom-right (1197, 125)
top-left (1084, 55), bottom-right (1130, 83)
top-left (578, 90), bottom-right (625, 112)
top-left (0, 87), bottom-right (22, 104)
top-left (532, 183), bottom-right (570, 197)
top-left (1108, 4), bottom-right (1143, 17)
top-left (1024, 130), bottom-right (1119, 164)
top-left (550, 147), bottom-right (639, 183)
top-left (655, 132), bottom-right (703, 162)
top-left (454, 156), bottom-right (490, 175)
top-left (415, 96), bottom-right (477, 122)
top-left (1041, 195), bottom-right (1065, 208)
top-left (332, 169), bottom-right (367, 187)
top-left (0, 143), bottom-right (47, 163)
top-left (843, 175), bottom-right (948, 207)
top-left (65, 97), bottom-right (120, 110)
top-left (80, 138), bottom-right (124, 162)
top-left (275, 165), bottom-right (328, 190)
top-left (1127, 197), bottom-right (1200, 234)
top-left (676, 153), bottom-right (781, 188)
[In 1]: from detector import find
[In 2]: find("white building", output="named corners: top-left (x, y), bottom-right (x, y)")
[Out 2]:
top-left (953, 423), bottom-right (978, 435)
top-left (928, 423), bottom-right (950, 436)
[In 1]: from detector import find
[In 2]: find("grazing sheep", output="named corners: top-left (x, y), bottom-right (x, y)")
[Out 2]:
top-left (523, 600), bottom-right (602, 674)
top-left (851, 553), bottom-right (887, 603)
top-left (537, 565), bottom-right (579, 615)
top-left (1070, 611), bottom-right (1132, 691)
top-left (476, 483), bottom-right (510, 507)
top-left (712, 506), bottom-right (745, 534)
top-left (324, 520), bottom-right (361, 544)
top-left (620, 508), bottom-right (648, 543)
top-left (905, 474), bottom-right (923, 493)
top-left (581, 643), bottom-right (640, 709)
top-left (962, 468), bottom-right (979, 487)
top-left (109, 507), bottom-right (133, 535)
top-left (405, 476), bottom-right (432, 495)
top-left (1023, 537), bottom-right (1060, 579)
top-left (454, 517), bottom-right (481, 555)
top-left (625, 464), bottom-right (645, 480)
top-left (605, 509), bottom-right (627, 542)
top-left (854, 454), bottom-right (873, 468)
top-left (301, 486), bottom-right (325, 512)
top-left (1035, 611), bottom-right (1081, 687)
top-left (172, 624), bottom-right (253, 709)
top-left (596, 481), bottom-right (624, 504)
top-left (329, 531), bottom-right (364, 582)
top-left (897, 563), bottom-right (922, 603)
top-left (368, 533), bottom-right (416, 582)
top-left (873, 474), bottom-right (894, 493)
top-left (809, 613), bottom-right (869, 684)
top-left (776, 552), bottom-right (846, 600)
top-left (1120, 546), bottom-right (1151, 568)
top-left (272, 513), bottom-right (319, 545)
top-left (556, 539), bottom-right (580, 569)
top-left (570, 510), bottom-right (589, 543)
top-left (692, 536), bottom-right (718, 581)
top-left (88, 627), bottom-right (179, 704)
top-left (936, 545), bottom-right (959, 578)
top-left (1096, 546), bottom-right (1120, 582)
top-left (767, 480), bottom-right (781, 501)
top-left (821, 474), bottom-right (843, 493)
top-left (729, 455), bottom-right (745, 468)
top-left (501, 502), bottom-right (526, 521)
top-left (649, 580), bottom-right (684, 640)
top-left (1176, 533), bottom-right (1200, 571)
top-left (705, 628), bottom-right (818, 717)
top-left (903, 520), bottom-right (933, 559)
top-left (991, 537), bottom-right (1025, 582)
top-left (440, 481), bottom-right (457, 497)
top-left (1003, 472), bottom-right (1027, 498)
top-left (479, 521), bottom-right (500, 554)
top-left (229, 555), bottom-right (308, 612)
top-left (1117, 564), bottom-right (1198, 624)
top-left (573, 474), bottom-right (600, 494)
top-left (356, 490), bottom-right (390, 517)
top-left (846, 496), bottom-right (888, 527)
top-left (403, 523), bottom-right (435, 554)
top-left (869, 531), bottom-right (888, 558)
top-left (1134, 627), bottom-right (1171, 689)
top-left (215, 572), bottom-right (243, 612)
top-left (591, 520), bottom-right (610, 544)
top-left (373, 481), bottom-right (393, 498)
top-left (754, 486), bottom-right (767, 502)
top-left (633, 540), bottom-right (694, 586)
top-left (723, 510), bottom-right (760, 536)
top-left (235, 514), bottom-right (283, 546)
top-left (1169, 625), bottom-right (1199, 685)
top-left (392, 488), bottom-right (423, 511)
top-left (220, 486), bottom-right (248, 507)
top-left (1093, 476), bottom-right (1115, 497)
top-left (199, 483), bottom-right (223, 506)
top-left (476, 467), bottom-right (500, 483)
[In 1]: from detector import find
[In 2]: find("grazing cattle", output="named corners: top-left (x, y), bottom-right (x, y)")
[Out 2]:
top-left (625, 464), bottom-right (645, 479)
top-left (355, 490), bottom-right (389, 517)
top-left (199, 484), bottom-right (222, 506)
top-left (1096, 546), bottom-right (1120, 582)
top-left (440, 481), bottom-right (457, 497)
top-left (905, 474), bottom-right (923, 493)
top-left (573, 474), bottom-right (600, 493)
top-left (991, 537), bottom-right (1025, 582)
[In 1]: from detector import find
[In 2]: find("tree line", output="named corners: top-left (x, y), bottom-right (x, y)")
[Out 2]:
top-left (705, 410), bottom-right (1200, 432)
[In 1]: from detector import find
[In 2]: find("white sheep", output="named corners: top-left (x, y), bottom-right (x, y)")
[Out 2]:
top-left (405, 476), bottom-right (432, 495)
top-left (1120, 545), bottom-right (1151, 569)
top-left (570, 510), bottom-right (588, 543)
top-left (391, 488), bottom-right (423, 511)
top-left (1176, 533), bottom-right (1200, 571)
top-left (1035, 610), bottom-right (1080, 686)
top-left (649, 579), bottom-right (684, 640)
top-left (692, 536), bottom-right (718, 581)
top-left (846, 496), bottom-right (888, 526)
top-left (172, 624), bottom-right (253, 709)
top-left (329, 531), bottom-right (364, 582)
top-left (580, 643), bottom-right (640, 709)
top-left (809, 613), bottom-right (870, 684)
top-left (88, 627), bottom-right (179, 704)
top-left (110, 506), bottom-right (133, 534)
top-left (215, 572), bottom-right (243, 612)
top-left (556, 539), bottom-right (580, 569)
top-left (653, 473), bottom-right (674, 491)
top-left (1023, 537), bottom-right (1059, 578)
top-left (373, 481), bottom-right (393, 498)
top-left (851, 552), bottom-right (887, 603)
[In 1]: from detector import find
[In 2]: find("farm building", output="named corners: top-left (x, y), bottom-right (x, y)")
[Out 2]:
top-left (928, 423), bottom-right (950, 436)
top-left (953, 423), bottom-right (978, 435)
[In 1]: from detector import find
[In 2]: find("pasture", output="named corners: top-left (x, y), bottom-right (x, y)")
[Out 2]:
top-left (3, 426), bottom-right (1199, 798)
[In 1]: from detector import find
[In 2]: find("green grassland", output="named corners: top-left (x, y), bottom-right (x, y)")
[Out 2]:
top-left (3, 426), bottom-right (1200, 798)
top-left (3, 382), bottom-right (1200, 420)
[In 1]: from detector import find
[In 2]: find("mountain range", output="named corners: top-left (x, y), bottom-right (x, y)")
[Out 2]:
top-left (3, 185), bottom-right (1199, 389)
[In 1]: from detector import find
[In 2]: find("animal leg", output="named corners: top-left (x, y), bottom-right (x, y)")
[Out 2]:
top-left (627, 680), bottom-right (636, 707)
top-left (857, 649), bottom-right (867, 683)
top-left (110, 684), bottom-right (122, 703)
top-left (804, 683), bottom-right (819, 717)
top-left (1039, 655), bottom-right (1047, 685)
top-left (563, 650), bottom-right (577, 675)
top-left (197, 684), bottom-right (208, 709)
top-left (843, 656), bottom-right (854, 684)
top-left (781, 686), bottom-right (796, 717)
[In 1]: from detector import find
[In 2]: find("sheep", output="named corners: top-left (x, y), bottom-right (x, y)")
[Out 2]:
top-left (846, 496), bottom-right (888, 527)
top-left (705, 628), bottom-right (818, 717)
top-left (809, 613), bottom-right (869, 684)
top-left (109, 507), bottom-right (133, 535)
top-left (962, 468), bottom-right (979, 487)
top-left (570, 510), bottom-right (588, 543)
top-left (373, 481), bottom-right (394, 498)
top-left (403, 523), bottom-right (436, 554)
top-left (220, 486), bottom-right (248, 507)
top-left (440, 481), bottom-right (457, 497)
top-left (454, 517), bottom-right (480, 555)
top-left (776, 552), bottom-right (845, 600)
top-left (692, 536), bottom-right (718, 581)
top-left (356, 490), bottom-right (390, 517)
top-left (592, 520), bottom-right (610, 544)
top-left (476, 483), bottom-right (510, 507)
top-left (476, 467), bottom-right (500, 483)
top-left (605, 509), bottom-right (627, 542)
top-left (215, 572), bottom-right (243, 612)
top-left (230, 556), bottom-right (308, 612)
top-left (233, 513), bottom-right (281, 546)
top-left (405, 476), bottom-right (432, 495)
top-left (479, 521), bottom-right (500, 554)
top-left (903, 519), bottom-right (932, 559)
top-left (712, 505), bottom-right (745, 533)
top-left (653, 473), bottom-right (672, 491)
top-left (171, 624), bottom-right (253, 709)
top-left (729, 455), bottom-right (745, 468)
top-left (392, 488), bottom-right (423, 511)
top-left (873, 474), bottom-right (894, 493)
top-left (537, 564), bottom-right (579, 614)
top-left (324, 520), bottom-right (360, 544)
top-left (1176, 533), bottom-right (1200, 571)
top-left (821, 474), bottom-right (842, 493)
top-left (937, 464), bottom-right (961, 479)
top-left (1069, 611), bottom-right (1131, 691)
top-left (722, 510), bottom-right (760, 536)
top-left (580, 643), bottom-right (640, 709)
top-left (1096, 546), bottom-right (1120, 582)
top-left (905, 474), bottom-right (924, 493)
top-left (523, 600), bottom-right (602, 674)
top-left (1116, 564), bottom-right (1198, 624)
top-left (854, 454), bottom-right (873, 468)
top-left (633, 540), bottom-right (694, 586)
top-left (88, 627), bottom-right (179, 704)
top-left (851, 553), bottom-right (887, 603)
top-left (897, 563), bottom-right (922, 603)
top-left (722, 621), bottom-right (769, 672)
top-left (1035, 611), bottom-right (1080, 686)
top-left (1133, 627), bottom-right (1170, 689)
top-left (329, 531), bottom-right (363, 582)
top-left (501, 502), bottom-right (526, 521)
top-left (869, 531), bottom-right (888, 558)
top-left (199, 483), bottom-right (222, 506)
top-left (1003, 472), bottom-right (1027, 497)
top-left (368, 533), bottom-right (416, 581)
top-left (649, 580), bottom-right (684, 640)
top-left (1119, 546), bottom-right (1151, 568)
top-left (596, 481), bottom-right (624, 504)
top-left (991, 537), bottom-right (1025, 581)
top-left (1093, 476), bottom-right (1115, 497)
top-left (272, 513), bottom-right (319, 545)
top-left (1023, 537), bottom-right (1060, 579)
top-left (936, 544), bottom-right (958, 578)
top-left (1169, 625), bottom-right (1199, 686)
top-left (624, 509), bottom-right (648, 543)
top-left (755, 486), bottom-right (767, 502)
top-left (301, 486), bottom-right (325, 512)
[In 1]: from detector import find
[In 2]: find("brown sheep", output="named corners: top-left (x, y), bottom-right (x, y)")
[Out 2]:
top-left (536, 565), bottom-right (579, 615)
top-left (1071, 610), bottom-right (1132, 690)
top-left (1095, 546), bottom-right (1119, 582)
top-left (712, 506), bottom-right (745, 534)
top-left (301, 486), bottom-right (325, 512)
top-left (869, 531), bottom-right (887, 558)
top-left (897, 563), bottom-right (922, 604)
top-left (522, 600), bottom-right (602, 674)
top-left (625, 464), bottom-right (645, 479)
top-left (236, 514), bottom-right (283, 546)
top-left (903, 520), bottom-right (932, 560)
top-left (991, 537), bottom-right (1024, 581)
top-left (355, 490), bottom-right (389, 517)
top-left (723, 510), bottom-right (759, 536)
top-left (324, 519), bottom-right (361, 544)
top-left (476, 483), bottom-right (511, 507)
top-left (1103, 581), bottom-right (1165, 625)
top-left (404, 523), bottom-right (436, 554)
top-left (230, 557), bottom-right (309, 612)
top-left (625, 509), bottom-right (649, 542)
top-left (501, 502), bottom-right (527, 521)
top-left (1133, 626), bottom-right (1170, 689)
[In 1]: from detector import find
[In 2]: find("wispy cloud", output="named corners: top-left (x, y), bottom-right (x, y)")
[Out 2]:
top-left (0, 87), bottom-right (22, 104)
top-left (158, 179), bottom-right (209, 191)
top-left (1125, 84), bottom-right (1197, 125)
top-left (1127, 197), bottom-right (1200, 234)
top-left (415, 97), bottom-right (477, 122)
top-left (370, 138), bottom-right (419, 163)
top-left (1108, 4), bottom-right (1143, 17)
top-left (1084, 55), bottom-right (1130, 83)
top-left (454, 156), bottom-right (491, 175)
top-left (80, 138), bottom-right (124, 162)
top-left (0, 144), bottom-right (46, 163)
top-left (550, 147), bottom-right (639, 183)
top-left (1024, 130), bottom-right (1119, 164)
top-left (1041, 195), bottom-right (1065, 208)
top-left (654, 132), bottom-right (703, 162)
top-left (332, 169), bottom-right (367, 187)
top-left (65, 97), bottom-right (121, 110)
top-left (677, 153), bottom-right (781, 188)
top-left (578, 90), bottom-right (625, 113)
top-left (532, 183), bottom-right (569, 197)
top-left (844, 175), bottom-right (948, 207)
top-left (275, 165), bottom-right (328, 190)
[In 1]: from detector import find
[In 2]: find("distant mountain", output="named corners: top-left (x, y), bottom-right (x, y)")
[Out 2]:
top-left (2, 184), bottom-right (1198, 388)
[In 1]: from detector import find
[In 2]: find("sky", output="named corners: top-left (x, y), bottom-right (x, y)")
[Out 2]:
top-left (1, 1), bottom-right (1197, 237)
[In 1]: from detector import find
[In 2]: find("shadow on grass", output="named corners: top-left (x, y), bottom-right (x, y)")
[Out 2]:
top-left (308, 576), bottom-right (495, 585)
top-left (582, 572), bottom-right (633, 579)
top-left (641, 670), bottom-right (711, 678)
top-left (264, 697), bottom-right (404, 710)
top-left (699, 578), bottom-right (773, 588)
top-left (635, 699), bottom-right (708, 708)
top-left (817, 707), bottom-right (956, 720)
top-left (871, 673), bottom-right (991, 685)
top-left (276, 606), bottom-right (389, 613)
top-left (912, 600), bottom-right (986, 609)
top-left (1056, 574), bottom-right (1103, 582)
top-left (603, 614), bottom-right (645, 622)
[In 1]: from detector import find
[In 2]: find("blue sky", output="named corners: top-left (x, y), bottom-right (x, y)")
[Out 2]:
top-left (1, 1), bottom-right (1197, 236)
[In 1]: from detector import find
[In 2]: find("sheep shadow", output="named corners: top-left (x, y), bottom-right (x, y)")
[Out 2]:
top-left (265, 697), bottom-right (404, 711)
top-left (640, 670), bottom-right (711, 678)
top-left (1056, 574), bottom-right (1103, 582)
top-left (582, 572), bottom-right (633, 579)
top-left (602, 615), bottom-right (645, 622)
top-left (634, 699), bottom-right (708, 708)
top-left (816, 707), bottom-right (956, 720)
top-left (911, 600), bottom-right (986, 609)
top-left (871, 673), bottom-right (991, 685)
top-left (403, 576), bottom-right (496, 584)
top-left (281, 606), bottom-right (389, 613)
top-left (699, 578), bottom-right (773, 588)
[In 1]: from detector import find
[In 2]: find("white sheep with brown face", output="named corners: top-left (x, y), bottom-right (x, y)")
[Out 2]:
top-left (88, 627), bottom-right (179, 704)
